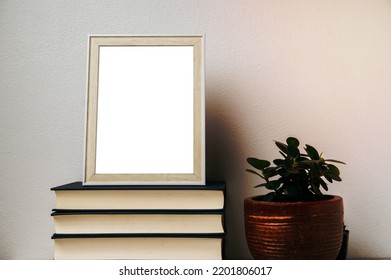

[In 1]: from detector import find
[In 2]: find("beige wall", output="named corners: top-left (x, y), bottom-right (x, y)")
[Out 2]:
top-left (1, 0), bottom-right (391, 259)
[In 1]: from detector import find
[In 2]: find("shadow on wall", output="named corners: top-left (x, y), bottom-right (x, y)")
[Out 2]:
top-left (205, 86), bottom-right (254, 259)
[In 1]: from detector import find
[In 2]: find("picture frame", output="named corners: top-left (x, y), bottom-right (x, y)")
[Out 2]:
top-left (83, 35), bottom-right (205, 185)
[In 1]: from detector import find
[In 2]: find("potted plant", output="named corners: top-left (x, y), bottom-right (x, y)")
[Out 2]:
top-left (244, 137), bottom-right (345, 259)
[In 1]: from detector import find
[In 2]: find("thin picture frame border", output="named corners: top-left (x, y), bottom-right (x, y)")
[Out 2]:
top-left (83, 35), bottom-right (205, 185)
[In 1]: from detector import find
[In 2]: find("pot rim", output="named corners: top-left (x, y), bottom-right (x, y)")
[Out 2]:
top-left (245, 194), bottom-right (342, 205)
top-left (244, 195), bottom-right (344, 215)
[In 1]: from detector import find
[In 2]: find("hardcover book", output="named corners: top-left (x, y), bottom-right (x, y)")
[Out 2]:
top-left (52, 233), bottom-right (225, 260)
top-left (52, 209), bottom-right (224, 234)
top-left (51, 181), bottom-right (225, 210)
top-left (51, 181), bottom-right (226, 259)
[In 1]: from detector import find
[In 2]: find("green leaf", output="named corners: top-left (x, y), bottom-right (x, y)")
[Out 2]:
top-left (286, 137), bottom-right (300, 147)
top-left (263, 192), bottom-right (275, 202)
top-left (308, 163), bottom-right (321, 177)
top-left (333, 175), bottom-right (342, 182)
top-left (279, 151), bottom-right (287, 158)
top-left (319, 178), bottom-right (329, 191)
top-left (264, 167), bottom-right (279, 178)
top-left (297, 168), bottom-right (309, 178)
top-left (326, 164), bottom-right (342, 181)
top-left (287, 145), bottom-right (300, 157)
top-left (299, 155), bottom-right (310, 161)
top-left (328, 173), bottom-right (342, 182)
top-left (245, 169), bottom-right (264, 179)
top-left (324, 173), bottom-right (333, 183)
top-left (247, 158), bottom-right (270, 170)
top-left (265, 180), bottom-right (281, 190)
top-left (273, 159), bottom-right (285, 166)
top-left (305, 144), bottom-right (320, 160)
top-left (253, 183), bottom-right (268, 188)
top-left (328, 164), bottom-right (340, 176)
top-left (274, 141), bottom-right (288, 154)
top-left (311, 181), bottom-right (322, 195)
top-left (300, 159), bottom-right (320, 164)
top-left (288, 166), bottom-right (300, 174)
top-left (325, 159), bottom-right (346, 165)
top-left (278, 168), bottom-right (290, 177)
top-left (283, 184), bottom-right (299, 197)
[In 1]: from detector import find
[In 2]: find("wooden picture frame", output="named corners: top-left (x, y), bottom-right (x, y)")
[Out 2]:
top-left (83, 35), bottom-right (205, 185)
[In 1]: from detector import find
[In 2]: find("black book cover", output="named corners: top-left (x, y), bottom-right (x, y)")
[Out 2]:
top-left (51, 209), bottom-right (224, 215)
top-left (51, 181), bottom-right (226, 191)
top-left (52, 233), bottom-right (226, 239)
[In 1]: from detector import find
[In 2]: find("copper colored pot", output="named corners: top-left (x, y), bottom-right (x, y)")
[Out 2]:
top-left (244, 195), bottom-right (344, 259)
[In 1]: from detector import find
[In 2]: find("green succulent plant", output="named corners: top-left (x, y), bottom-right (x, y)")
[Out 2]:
top-left (246, 137), bottom-right (345, 202)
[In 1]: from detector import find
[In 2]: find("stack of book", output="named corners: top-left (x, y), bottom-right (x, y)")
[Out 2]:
top-left (51, 181), bottom-right (225, 260)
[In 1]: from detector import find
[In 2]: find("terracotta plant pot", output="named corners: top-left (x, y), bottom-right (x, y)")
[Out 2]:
top-left (244, 195), bottom-right (344, 259)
